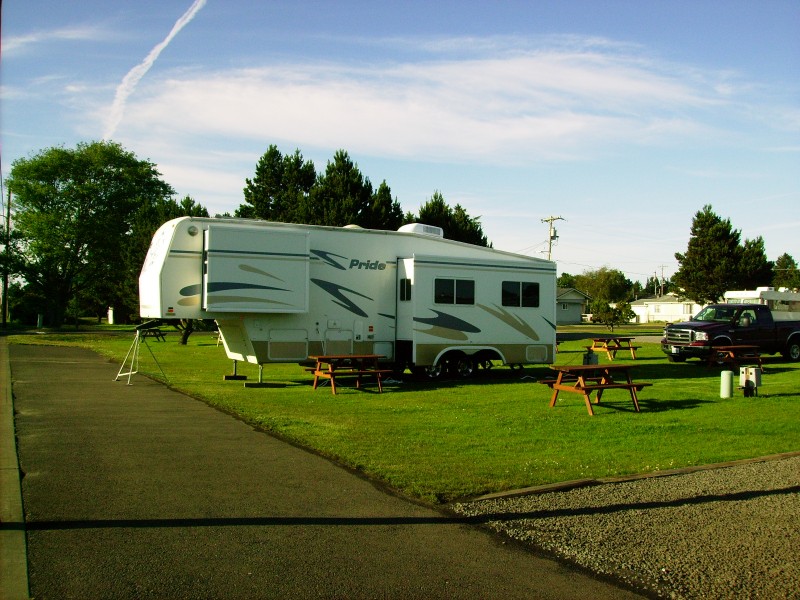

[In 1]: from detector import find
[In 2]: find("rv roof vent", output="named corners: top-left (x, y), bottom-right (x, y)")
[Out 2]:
top-left (343, 224), bottom-right (362, 229)
top-left (398, 223), bottom-right (444, 238)
top-left (756, 287), bottom-right (774, 292)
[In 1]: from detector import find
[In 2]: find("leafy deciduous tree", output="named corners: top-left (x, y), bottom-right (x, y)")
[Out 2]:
top-left (573, 267), bottom-right (632, 303)
top-left (7, 141), bottom-right (176, 326)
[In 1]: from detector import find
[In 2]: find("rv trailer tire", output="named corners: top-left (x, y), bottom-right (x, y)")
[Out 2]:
top-left (412, 361), bottom-right (445, 380)
top-left (452, 356), bottom-right (475, 378)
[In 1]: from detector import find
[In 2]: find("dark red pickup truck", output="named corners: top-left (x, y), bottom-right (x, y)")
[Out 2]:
top-left (661, 304), bottom-right (800, 362)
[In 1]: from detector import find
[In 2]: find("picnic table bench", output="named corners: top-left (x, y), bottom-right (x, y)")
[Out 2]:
top-left (541, 364), bottom-right (651, 416)
top-left (706, 345), bottom-right (763, 369)
top-left (587, 336), bottom-right (640, 360)
top-left (309, 354), bottom-right (391, 394)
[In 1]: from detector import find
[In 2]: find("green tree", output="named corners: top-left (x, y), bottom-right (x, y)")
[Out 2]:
top-left (303, 150), bottom-right (374, 226)
top-left (773, 253), bottom-right (800, 289)
top-left (6, 141), bottom-right (177, 326)
top-left (673, 205), bottom-right (773, 304)
top-left (362, 180), bottom-right (404, 230)
top-left (409, 191), bottom-right (490, 246)
top-left (237, 145), bottom-right (316, 222)
top-left (573, 267), bottom-right (632, 303)
top-left (738, 237), bottom-right (773, 290)
top-left (590, 298), bottom-right (635, 331)
top-left (557, 273), bottom-right (577, 288)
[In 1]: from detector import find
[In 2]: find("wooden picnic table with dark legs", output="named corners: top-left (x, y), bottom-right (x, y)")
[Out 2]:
top-left (309, 354), bottom-right (390, 395)
top-left (543, 363), bottom-right (652, 416)
top-left (587, 336), bottom-right (639, 360)
top-left (706, 345), bottom-right (763, 369)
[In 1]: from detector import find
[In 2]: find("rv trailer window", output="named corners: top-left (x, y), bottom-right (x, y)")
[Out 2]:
top-left (399, 278), bottom-right (412, 301)
top-left (503, 281), bottom-right (540, 307)
top-left (435, 278), bottom-right (475, 305)
top-left (521, 282), bottom-right (539, 307)
top-left (456, 279), bottom-right (475, 305)
top-left (435, 279), bottom-right (454, 304)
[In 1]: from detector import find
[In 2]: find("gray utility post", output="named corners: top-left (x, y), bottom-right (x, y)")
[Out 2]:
top-left (541, 215), bottom-right (564, 261)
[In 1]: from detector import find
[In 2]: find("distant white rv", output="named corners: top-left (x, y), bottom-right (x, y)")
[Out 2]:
top-left (139, 217), bottom-right (557, 377)
top-left (724, 287), bottom-right (800, 314)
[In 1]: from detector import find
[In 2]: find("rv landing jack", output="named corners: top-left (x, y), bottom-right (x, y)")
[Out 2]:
top-left (224, 359), bottom-right (247, 381)
top-left (243, 364), bottom-right (272, 388)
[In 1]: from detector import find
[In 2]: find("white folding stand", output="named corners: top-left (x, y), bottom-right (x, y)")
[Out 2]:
top-left (115, 330), bottom-right (168, 385)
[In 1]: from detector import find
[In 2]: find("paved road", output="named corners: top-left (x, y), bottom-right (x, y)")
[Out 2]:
top-left (6, 343), bottom-right (643, 599)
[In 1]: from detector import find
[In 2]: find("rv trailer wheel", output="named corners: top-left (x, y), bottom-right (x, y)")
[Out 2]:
top-left (418, 361), bottom-right (444, 379)
top-left (452, 356), bottom-right (475, 378)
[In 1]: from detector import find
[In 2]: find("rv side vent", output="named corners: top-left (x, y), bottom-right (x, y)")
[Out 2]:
top-left (398, 223), bottom-right (444, 238)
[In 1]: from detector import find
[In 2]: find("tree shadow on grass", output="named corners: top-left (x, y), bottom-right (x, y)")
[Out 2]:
top-left (637, 397), bottom-right (712, 412)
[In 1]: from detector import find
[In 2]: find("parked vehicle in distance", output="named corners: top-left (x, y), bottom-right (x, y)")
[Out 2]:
top-left (661, 304), bottom-right (800, 362)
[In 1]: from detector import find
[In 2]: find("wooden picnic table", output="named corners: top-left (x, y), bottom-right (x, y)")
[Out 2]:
top-left (706, 345), bottom-right (762, 369)
top-left (541, 363), bottom-right (652, 416)
top-left (309, 354), bottom-right (390, 395)
top-left (140, 327), bottom-right (166, 342)
top-left (587, 336), bottom-right (640, 360)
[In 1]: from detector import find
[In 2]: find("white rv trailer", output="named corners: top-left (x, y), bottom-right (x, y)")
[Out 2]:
top-left (140, 217), bottom-right (557, 376)
top-left (724, 287), bottom-right (800, 314)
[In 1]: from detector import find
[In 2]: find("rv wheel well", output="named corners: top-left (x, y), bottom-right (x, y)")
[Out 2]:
top-left (437, 348), bottom-right (503, 366)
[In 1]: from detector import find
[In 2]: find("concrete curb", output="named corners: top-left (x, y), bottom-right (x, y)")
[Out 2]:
top-left (0, 337), bottom-right (30, 600)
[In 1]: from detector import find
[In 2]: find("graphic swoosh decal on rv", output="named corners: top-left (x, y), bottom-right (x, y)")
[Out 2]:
top-left (477, 304), bottom-right (539, 340)
top-left (414, 310), bottom-right (481, 340)
top-left (309, 249), bottom-right (349, 270)
top-left (179, 282), bottom-right (290, 296)
top-left (310, 279), bottom-right (371, 317)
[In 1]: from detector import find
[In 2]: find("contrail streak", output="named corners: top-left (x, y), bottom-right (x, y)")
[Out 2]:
top-left (103, 0), bottom-right (207, 140)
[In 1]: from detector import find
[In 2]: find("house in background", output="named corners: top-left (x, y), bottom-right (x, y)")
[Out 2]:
top-left (556, 288), bottom-right (591, 324)
top-left (630, 293), bottom-right (704, 323)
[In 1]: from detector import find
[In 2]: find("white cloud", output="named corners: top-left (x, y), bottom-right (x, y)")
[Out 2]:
top-left (1, 25), bottom-right (110, 55)
top-left (115, 44), bottom-right (736, 168)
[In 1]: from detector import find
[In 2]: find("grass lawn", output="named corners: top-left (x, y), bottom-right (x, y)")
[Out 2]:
top-left (8, 326), bottom-right (799, 504)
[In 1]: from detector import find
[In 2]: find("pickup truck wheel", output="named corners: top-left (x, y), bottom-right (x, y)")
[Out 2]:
top-left (783, 341), bottom-right (800, 362)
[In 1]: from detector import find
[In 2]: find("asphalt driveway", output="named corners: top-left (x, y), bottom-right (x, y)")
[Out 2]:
top-left (6, 342), bottom-right (642, 599)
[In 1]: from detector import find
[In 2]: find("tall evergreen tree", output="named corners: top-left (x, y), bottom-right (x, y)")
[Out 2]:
top-left (412, 191), bottom-right (490, 246)
top-left (363, 180), bottom-right (404, 230)
top-left (238, 145), bottom-right (315, 222)
top-left (674, 205), bottom-right (776, 303)
top-left (773, 253), bottom-right (800, 289)
top-left (738, 237), bottom-right (774, 290)
top-left (673, 205), bottom-right (743, 304)
top-left (304, 150), bottom-right (373, 226)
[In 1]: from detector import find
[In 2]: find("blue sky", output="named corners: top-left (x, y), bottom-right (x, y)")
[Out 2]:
top-left (2, 0), bottom-right (798, 285)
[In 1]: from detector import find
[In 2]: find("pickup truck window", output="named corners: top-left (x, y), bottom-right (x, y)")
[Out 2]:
top-left (694, 306), bottom-right (736, 322)
top-left (738, 309), bottom-right (758, 327)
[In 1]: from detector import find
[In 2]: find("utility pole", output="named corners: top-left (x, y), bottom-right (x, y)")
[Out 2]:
top-left (541, 216), bottom-right (564, 261)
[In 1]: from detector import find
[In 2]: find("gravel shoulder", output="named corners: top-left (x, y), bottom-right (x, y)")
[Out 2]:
top-left (451, 454), bottom-right (800, 599)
